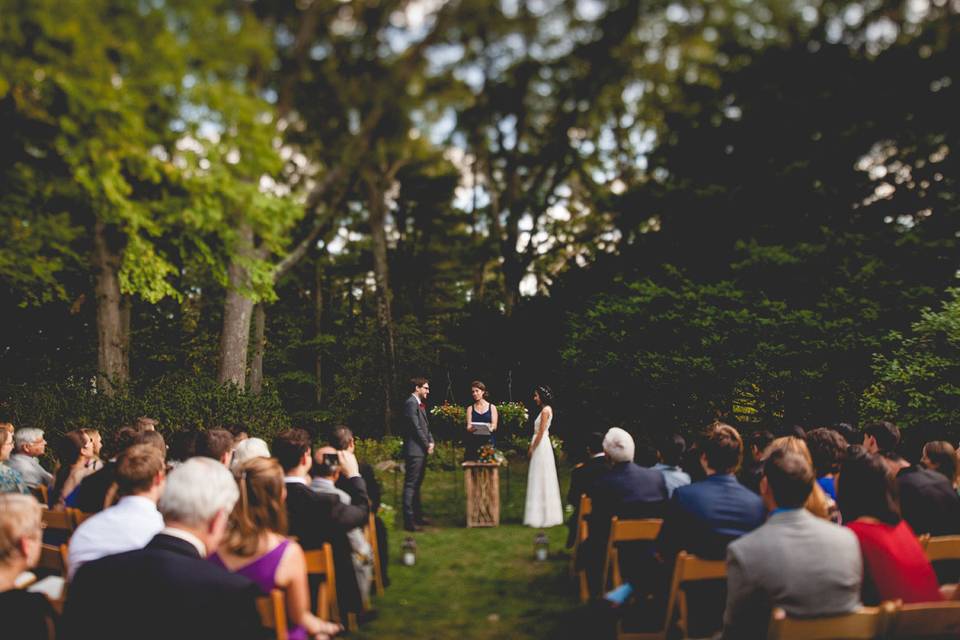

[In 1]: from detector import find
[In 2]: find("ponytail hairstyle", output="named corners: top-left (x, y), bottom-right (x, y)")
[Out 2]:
top-left (224, 457), bottom-right (288, 557)
top-left (470, 381), bottom-right (490, 401)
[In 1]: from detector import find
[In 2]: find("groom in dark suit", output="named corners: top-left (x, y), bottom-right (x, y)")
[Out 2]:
top-left (402, 377), bottom-right (434, 531)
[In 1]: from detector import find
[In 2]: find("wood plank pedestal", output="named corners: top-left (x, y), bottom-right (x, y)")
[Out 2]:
top-left (462, 462), bottom-right (500, 527)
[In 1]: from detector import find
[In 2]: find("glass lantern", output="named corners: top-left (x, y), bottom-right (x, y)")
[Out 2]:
top-left (534, 532), bottom-right (549, 561)
top-left (402, 536), bottom-right (417, 566)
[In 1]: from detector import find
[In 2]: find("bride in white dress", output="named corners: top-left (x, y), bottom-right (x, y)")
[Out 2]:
top-left (524, 385), bottom-right (564, 528)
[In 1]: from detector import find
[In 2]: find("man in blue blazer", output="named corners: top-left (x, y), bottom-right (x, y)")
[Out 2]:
top-left (402, 377), bottom-right (434, 531)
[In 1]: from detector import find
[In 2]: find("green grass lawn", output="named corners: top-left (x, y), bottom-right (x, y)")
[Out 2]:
top-left (355, 457), bottom-right (589, 639)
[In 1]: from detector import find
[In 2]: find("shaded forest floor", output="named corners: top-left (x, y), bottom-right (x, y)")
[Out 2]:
top-left (355, 460), bottom-right (595, 639)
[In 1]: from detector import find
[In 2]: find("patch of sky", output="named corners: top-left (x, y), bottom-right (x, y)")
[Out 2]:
top-left (309, 43), bottom-right (330, 61)
top-left (575, 0), bottom-right (605, 21)
top-left (454, 63), bottom-right (485, 92)
top-left (666, 3), bottom-right (690, 23)
top-left (497, 114), bottom-right (518, 151)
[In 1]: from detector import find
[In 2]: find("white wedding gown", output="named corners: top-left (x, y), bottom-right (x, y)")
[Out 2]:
top-left (523, 409), bottom-right (564, 528)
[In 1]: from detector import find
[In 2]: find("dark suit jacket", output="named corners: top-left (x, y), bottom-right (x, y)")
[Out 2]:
top-left (897, 466), bottom-right (960, 536)
top-left (338, 461), bottom-right (381, 512)
top-left (285, 477), bottom-right (369, 614)
top-left (401, 395), bottom-right (433, 458)
top-left (61, 533), bottom-right (264, 640)
top-left (71, 461), bottom-right (117, 513)
top-left (582, 462), bottom-right (668, 590)
top-left (566, 454), bottom-right (608, 547)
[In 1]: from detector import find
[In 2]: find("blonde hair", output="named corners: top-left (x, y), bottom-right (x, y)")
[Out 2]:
top-left (224, 457), bottom-right (288, 557)
top-left (0, 494), bottom-right (42, 564)
top-left (766, 437), bottom-right (831, 519)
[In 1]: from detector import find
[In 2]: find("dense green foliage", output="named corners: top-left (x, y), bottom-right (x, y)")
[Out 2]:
top-left (2, 1), bottom-right (958, 450)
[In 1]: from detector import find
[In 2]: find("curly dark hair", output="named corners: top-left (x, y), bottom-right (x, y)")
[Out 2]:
top-left (534, 385), bottom-right (554, 406)
top-left (806, 428), bottom-right (848, 477)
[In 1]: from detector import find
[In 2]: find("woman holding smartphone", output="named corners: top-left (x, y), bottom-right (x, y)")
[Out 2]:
top-left (464, 381), bottom-right (498, 461)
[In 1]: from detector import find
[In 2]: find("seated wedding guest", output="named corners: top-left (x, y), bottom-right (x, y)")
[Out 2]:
top-left (99, 430), bottom-right (166, 510)
top-left (49, 430), bottom-right (94, 508)
top-left (331, 425), bottom-right (389, 588)
top-left (883, 449), bottom-right (960, 536)
top-left (862, 420), bottom-right (899, 455)
top-left (653, 433), bottom-right (691, 498)
top-left (167, 430), bottom-right (197, 468)
top-left (738, 429), bottom-right (774, 494)
top-left (274, 428), bottom-right (369, 619)
top-left (135, 416), bottom-right (159, 432)
top-left (6, 428), bottom-right (53, 489)
top-left (212, 457), bottom-right (341, 640)
top-left (313, 446), bottom-right (374, 608)
top-left (921, 440), bottom-right (958, 489)
top-left (565, 431), bottom-right (607, 548)
top-left (581, 427), bottom-right (667, 596)
top-left (831, 422), bottom-right (861, 446)
top-left (656, 423), bottom-right (764, 637)
top-left (196, 428), bottom-right (234, 467)
top-left (839, 447), bottom-right (942, 604)
top-left (722, 450), bottom-right (862, 640)
top-left (81, 428), bottom-right (104, 472)
top-left (658, 423), bottom-right (765, 561)
top-left (806, 427), bottom-right (848, 500)
top-left (70, 426), bottom-right (140, 513)
top-left (0, 427), bottom-right (29, 494)
top-left (765, 436), bottom-right (834, 520)
top-left (67, 444), bottom-right (165, 579)
top-left (0, 494), bottom-right (56, 640)
top-left (231, 437), bottom-right (271, 470)
top-left (62, 458), bottom-right (264, 640)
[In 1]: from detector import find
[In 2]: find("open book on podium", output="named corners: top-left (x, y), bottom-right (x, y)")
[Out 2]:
top-left (470, 422), bottom-right (493, 436)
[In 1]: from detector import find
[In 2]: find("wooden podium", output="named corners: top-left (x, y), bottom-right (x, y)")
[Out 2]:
top-left (462, 462), bottom-right (500, 527)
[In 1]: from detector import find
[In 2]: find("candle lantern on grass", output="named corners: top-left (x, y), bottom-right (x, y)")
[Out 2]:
top-left (534, 532), bottom-right (549, 561)
top-left (402, 536), bottom-right (417, 566)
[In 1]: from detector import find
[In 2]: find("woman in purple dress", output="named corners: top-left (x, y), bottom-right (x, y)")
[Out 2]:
top-left (210, 458), bottom-right (341, 640)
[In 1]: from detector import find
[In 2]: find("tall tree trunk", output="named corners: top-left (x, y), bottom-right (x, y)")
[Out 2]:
top-left (367, 180), bottom-right (397, 435)
top-left (249, 303), bottom-right (266, 395)
top-left (217, 223), bottom-right (256, 388)
top-left (93, 220), bottom-right (130, 395)
top-left (314, 257), bottom-right (324, 406)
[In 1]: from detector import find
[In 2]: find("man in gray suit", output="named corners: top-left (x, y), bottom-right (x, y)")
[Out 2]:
top-left (402, 377), bottom-right (434, 531)
top-left (722, 449), bottom-right (862, 639)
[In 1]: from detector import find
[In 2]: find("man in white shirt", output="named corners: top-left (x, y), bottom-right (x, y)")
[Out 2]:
top-left (6, 427), bottom-right (53, 489)
top-left (67, 444), bottom-right (165, 579)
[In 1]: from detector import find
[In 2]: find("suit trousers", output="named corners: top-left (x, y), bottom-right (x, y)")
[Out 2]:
top-left (403, 455), bottom-right (427, 526)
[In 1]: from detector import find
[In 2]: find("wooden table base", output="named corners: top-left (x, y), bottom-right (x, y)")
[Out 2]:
top-left (463, 462), bottom-right (500, 527)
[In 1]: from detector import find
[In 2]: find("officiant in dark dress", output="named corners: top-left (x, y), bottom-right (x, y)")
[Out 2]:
top-left (464, 381), bottom-right (498, 461)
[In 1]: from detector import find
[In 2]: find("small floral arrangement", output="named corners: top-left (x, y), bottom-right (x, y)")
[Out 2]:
top-left (476, 444), bottom-right (508, 466)
top-left (430, 402), bottom-right (467, 424)
top-left (496, 401), bottom-right (529, 427)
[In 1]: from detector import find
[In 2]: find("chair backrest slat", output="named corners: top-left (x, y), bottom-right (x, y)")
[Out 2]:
top-left (923, 535), bottom-right (960, 563)
top-left (767, 604), bottom-right (893, 640)
top-left (303, 543), bottom-right (340, 624)
top-left (887, 601), bottom-right (960, 638)
top-left (256, 589), bottom-right (289, 640)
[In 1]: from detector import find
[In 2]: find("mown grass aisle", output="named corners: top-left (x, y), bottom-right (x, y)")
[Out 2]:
top-left (356, 460), bottom-right (584, 639)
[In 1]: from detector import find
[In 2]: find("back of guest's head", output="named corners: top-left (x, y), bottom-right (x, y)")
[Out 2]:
top-left (110, 426), bottom-right (141, 459)
top-left (225, 457), bottom-right (287, 556)
top-left (777, 424), bottom-right (807, 440)
top-left (158, 457), bottom-right (239, 528)
top-left (766, 436), bottom-right (814, 466)
top-left (116, 444), bottom-right (165, 496)
top-left (658, 434), bottom-right (686, 466)
top-left (272, 428), bottom-right (312, 472)
top-left (830, 422), bottom-right (859, 445)
top-left (700, 423), bottom-right (743, 474)
top-left (135, 430), bottom-right (166, 457)
top-left (135, 416), bottom-right (158, 432)
top-left (14, 427), bottom-right (44, 451)
top-left (231, 438), bottom-right (270, 469)
top-left (806, 428), bottom-right (848, 477)
top-left (747, 430), bottom-right (775, 455)
top-left (0, 494), bottom-right (42, 566)
top-left (195, 428), bottom-right (233, 463)
top-left (586, 431), bottom-right (605, 456)
top-left (863, 421), bottom-right (900, 454)
top-left (56, 430), bottom-right (89, 467)
top-left (922, 441), bottom-right (958, 486)
top-left (603, 428), bottom-right (635, 463)
top-left (330, 425), bottom-right (354, 451)
top-left (837, 446), bottom-right (901, 526)
top-left (763, 449), bottom-right (815, 509)
top-left (167, 430), bottom-right (197, 463)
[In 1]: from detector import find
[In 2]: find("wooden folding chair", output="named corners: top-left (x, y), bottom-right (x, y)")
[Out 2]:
top-left (571, 494), bottom-right (592, 602)
top-left (31, 484), bottom-right (49, 505)
top-left (35, 543), bottom-right (69, 614)
top-left (767, 603), bottom-right (894, 640)
top-left (637, 551), bottom-right (726, 640)
top-left (303, 543), bottom-right (357, 631)
top-left (602, 517), bottom-right (663, 593)
top-left (920, 534), bottom-right (960, 597)
top-left (886, 600), bottom-right (960, 638)
top-left (42, 509), bottom-right (75, 536)
top-left (68, 508), bottom-right (94, 526)
top-left (256, 589), bottom-right (289, 640)
top-left (367, 510), bottom-right (385, 597)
